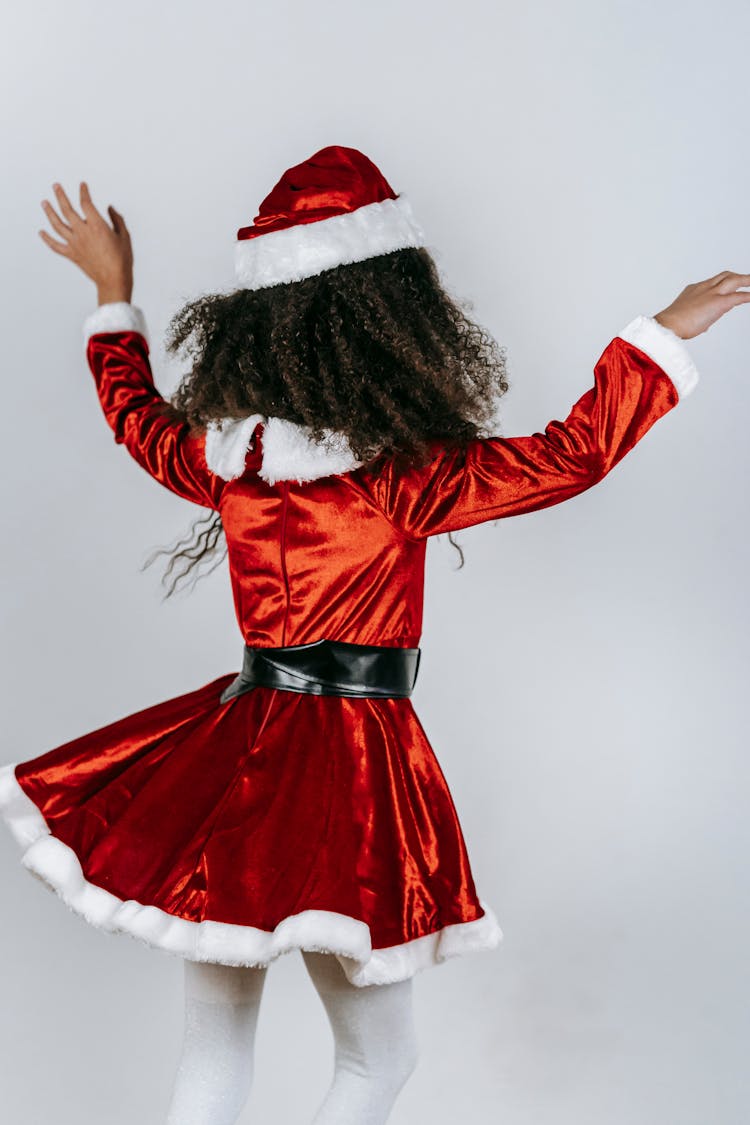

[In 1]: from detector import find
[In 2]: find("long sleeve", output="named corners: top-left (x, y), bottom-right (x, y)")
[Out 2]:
top-left (368, 314), bottom-right (701, 540)
top-left (84, 302), bottom-right (225, 509)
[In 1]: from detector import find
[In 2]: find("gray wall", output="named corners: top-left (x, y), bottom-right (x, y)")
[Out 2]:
top-left (1, 1), bottom-right (748, 1122)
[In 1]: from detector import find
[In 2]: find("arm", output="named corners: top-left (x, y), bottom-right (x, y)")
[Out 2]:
top-left (369, 314), bottom-right (699, 539)
top-left (37, 180), bottom-right (224, 509)
top-left (369, 266), bottom-right (750, 539)
top-left (85, 303), bottom-right (225, 509)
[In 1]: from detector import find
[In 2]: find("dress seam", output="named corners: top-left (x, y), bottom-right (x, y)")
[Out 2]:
top-left (280, 481), bottom-right (291, 646)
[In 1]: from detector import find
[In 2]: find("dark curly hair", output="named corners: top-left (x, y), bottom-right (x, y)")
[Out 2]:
top-left (143, 246), bottom-right (510, 596)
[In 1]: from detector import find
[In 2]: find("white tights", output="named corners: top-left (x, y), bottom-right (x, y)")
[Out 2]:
top-left (165, 952), bottom-right (419, 1125)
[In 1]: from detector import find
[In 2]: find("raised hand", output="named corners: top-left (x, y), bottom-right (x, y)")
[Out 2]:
top-left (654, 271), bottom-right (750, 339)
top-left (39, 182), bottom-right (133, 305)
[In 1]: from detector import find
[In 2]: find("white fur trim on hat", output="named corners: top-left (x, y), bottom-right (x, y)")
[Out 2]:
top-left (0, 761), bottom-right (503, 987)
top-left (83, 302), bottom-right (149, 346)
top-left (617, 315), bottom-right (700, 399)
top-left (205, 415), bottom-right (364, 484)
top-left (234, 194), bottom-right (427, 291)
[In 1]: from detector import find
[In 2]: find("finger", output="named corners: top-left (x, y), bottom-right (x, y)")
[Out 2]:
top-left (707, 270), bottom-right (750, 288)
top-left (692, 270), bottom-right (736, 290)
top-left (716, 274), bottom-right (750, 294)
top-left (79, 181), bottom-right (105, 223)
top-left (727, 291), bottom-right (750, 306)
top-left (41, 198), bottom-right (72, 239)
top-left (38, 229), bottom-right (72, 256)
top-left (108, 205), bottom-right (130, 237)
top-left (52, 182), bottom-right (83, 225)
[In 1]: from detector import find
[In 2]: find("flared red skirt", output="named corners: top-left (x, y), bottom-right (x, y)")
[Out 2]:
top-left (0, 672), bottom-right (502, 985)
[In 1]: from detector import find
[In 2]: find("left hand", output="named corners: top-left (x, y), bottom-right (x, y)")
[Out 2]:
top-left (38, 182), bottom-right (134, 305)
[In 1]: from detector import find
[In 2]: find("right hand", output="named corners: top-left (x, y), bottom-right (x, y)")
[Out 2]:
top-left (654, 271), bottom-right (750, 339)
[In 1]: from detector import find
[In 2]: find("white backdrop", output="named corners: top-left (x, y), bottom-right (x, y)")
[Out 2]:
top-left (1, 2), bottom-right (748, 1123)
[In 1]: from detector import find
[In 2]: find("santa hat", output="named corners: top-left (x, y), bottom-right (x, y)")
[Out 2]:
top-left (234, 145), bottom-right (428, 290)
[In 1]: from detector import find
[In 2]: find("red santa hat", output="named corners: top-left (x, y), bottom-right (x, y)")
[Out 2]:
top-left (234, 145), bottom-right (428, 290)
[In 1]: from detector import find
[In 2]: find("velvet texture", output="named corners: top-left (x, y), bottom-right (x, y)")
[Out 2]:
top-left (11, 325), bottom-right (679, 964)
top-left (236, 144), bottom-right (397, 240)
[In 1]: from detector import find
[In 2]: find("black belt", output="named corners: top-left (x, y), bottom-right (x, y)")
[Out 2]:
top-left (219, 639), bottom-right (421, 703)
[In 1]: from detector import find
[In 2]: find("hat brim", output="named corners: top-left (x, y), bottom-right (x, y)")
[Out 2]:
top-left (234, 194), bottom-right (427, 291)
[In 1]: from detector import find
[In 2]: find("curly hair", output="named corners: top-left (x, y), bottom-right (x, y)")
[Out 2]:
top-left (143, 246), bottom-right (510, 596)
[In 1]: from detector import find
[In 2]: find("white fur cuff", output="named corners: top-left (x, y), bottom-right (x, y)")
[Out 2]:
top-left (83, 302), bottom-right (149, 347)
top-left (617, 314), bottom-right (700, 399)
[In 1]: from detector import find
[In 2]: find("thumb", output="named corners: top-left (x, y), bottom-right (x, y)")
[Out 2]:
top-left (108, 204), bottom-right (128, 236)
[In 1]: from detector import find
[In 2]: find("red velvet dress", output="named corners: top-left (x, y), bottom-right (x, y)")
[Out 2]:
top-left (0, 306), bottom-right (699, 985)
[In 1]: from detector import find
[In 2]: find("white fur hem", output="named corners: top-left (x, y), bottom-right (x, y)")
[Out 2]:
top-left (0, 762), bottom-right (503, 987)
top-left (234, 194), bottom-right (427, 291)
top-left (617, 315), bottom-right (700, 399)
top-left (205, 415), bottom-right (364, 484)
top-left (83, 302), bottom-right (149, 347)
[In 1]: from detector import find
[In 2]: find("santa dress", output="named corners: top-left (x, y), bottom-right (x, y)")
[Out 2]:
top-left (0, 302), bottom-right (700, 986)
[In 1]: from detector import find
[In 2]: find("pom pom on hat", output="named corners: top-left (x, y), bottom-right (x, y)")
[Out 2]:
top-left (234, 145), bottom-right (427, 291)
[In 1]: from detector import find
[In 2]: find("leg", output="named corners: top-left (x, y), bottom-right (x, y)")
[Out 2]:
top-left (302, 951), bottom-right (419, 1125)
top-left (165, 959), bottom-right (268, 1125)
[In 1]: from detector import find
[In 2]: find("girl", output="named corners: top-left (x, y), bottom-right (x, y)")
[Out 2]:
top-left (2, 145), bottom-right (747, 1125)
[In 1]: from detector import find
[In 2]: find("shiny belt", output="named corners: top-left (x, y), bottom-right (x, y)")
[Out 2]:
top-left (219, 639), bottom-right (421, 704)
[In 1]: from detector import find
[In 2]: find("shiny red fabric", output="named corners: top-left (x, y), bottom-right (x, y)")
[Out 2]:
top-left (236, 145), bottom-right (397, 240)
top-left (15, 327), bottom-right (679, 949)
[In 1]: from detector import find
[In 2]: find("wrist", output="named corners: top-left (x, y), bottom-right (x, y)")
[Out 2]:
top-left (653, 310), bottom-right (685, 339)
top-left (97, 275), bottom-right (133, 306)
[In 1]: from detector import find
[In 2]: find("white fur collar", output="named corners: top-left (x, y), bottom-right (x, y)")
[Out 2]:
top-left (204, 415), bottom-right (364, 485)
